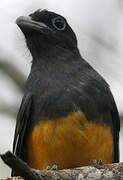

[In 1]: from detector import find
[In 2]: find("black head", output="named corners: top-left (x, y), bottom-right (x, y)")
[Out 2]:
top-left (16, 9), bottom-right (78, 57)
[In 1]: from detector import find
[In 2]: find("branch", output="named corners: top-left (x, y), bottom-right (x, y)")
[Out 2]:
top-left (0, 61), bottom-right (25, 91)
top-left (1, 151), bottom-right (123, 180)
top-left (0, 104), bottom-right (18, 118)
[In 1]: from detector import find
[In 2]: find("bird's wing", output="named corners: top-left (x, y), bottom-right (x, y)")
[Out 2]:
top-left (13, 93), bottom-right (33, 161)
top-left (109, 93), bottom-right (120, 162)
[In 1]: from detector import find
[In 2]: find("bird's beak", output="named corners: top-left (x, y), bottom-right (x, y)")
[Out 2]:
top-left (16, 16), bottom-right (52, 35)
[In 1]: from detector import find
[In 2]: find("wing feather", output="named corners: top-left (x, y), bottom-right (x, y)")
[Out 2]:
top-left (13, 93), bottom-right (33, 160)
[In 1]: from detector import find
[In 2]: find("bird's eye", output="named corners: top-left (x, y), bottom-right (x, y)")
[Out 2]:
top-left (52, 16), bottom-right (66, 31)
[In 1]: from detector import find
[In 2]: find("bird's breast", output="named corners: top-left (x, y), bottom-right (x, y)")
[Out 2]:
top-left (27, 112), bottom-right (114, 170)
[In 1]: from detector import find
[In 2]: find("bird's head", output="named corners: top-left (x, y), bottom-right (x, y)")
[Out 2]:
top-left (16, 9), bottom-right (78, 58)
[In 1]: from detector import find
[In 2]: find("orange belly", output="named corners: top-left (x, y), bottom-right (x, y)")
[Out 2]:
top-left (27, 112), bottom-right (114, 170)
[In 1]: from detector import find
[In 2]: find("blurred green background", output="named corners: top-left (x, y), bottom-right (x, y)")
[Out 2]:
top-left (0, 0), bottom-right (123, 178)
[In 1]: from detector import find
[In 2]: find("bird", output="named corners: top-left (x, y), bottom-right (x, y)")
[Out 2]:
top-left (13, 9), bottom-right (120, 173)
